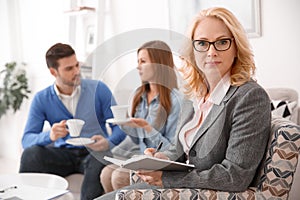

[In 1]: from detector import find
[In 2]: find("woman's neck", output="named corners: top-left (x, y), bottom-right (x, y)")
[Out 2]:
top-left (205, 75), bottom-right (223, 94)
top-left (147, 83), bottom-right (159, 104)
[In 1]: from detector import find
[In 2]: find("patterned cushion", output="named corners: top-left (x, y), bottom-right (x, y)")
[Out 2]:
top-left (117, 188), bottom-right (258, 200)
top-left (116, 117), bottom-right (300, 200)
top-left (259, 116), bottom-right (300, 199)
top-left (271, 100), bottom-right (297, 120)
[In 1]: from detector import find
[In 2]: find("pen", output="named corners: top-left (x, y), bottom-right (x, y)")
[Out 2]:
top-left (0, 186), bottom-right (17, 193)
top-left (155, 141), bottom-right (163, 153)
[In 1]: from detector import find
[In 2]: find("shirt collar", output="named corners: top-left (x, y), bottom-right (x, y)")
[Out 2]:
top-left (209, 72), bottom-right (231, 105)
top-left (53, 84), bottom-right (81, 99)
top-left (194, 72), bottom-right (231, 108)
top-left (141, 92), bottom-right (159, 102)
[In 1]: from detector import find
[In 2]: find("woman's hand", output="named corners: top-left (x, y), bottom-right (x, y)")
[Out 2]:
top-left (144, 148), bottom-right (170, 160)
top-left (124, 118), bottom-right (152, 133)
top-left (136, 147), bottom-right (170, 187)
top-left (137, 170), bottom-right (163, 187)
top-left (86, 135), bottom-right (109, 151)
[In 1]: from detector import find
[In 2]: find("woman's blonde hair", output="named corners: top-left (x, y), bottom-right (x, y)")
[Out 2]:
top-left (131, 40), bottom-right (178, 126)
top-left (180, 7), bottom-right (255, 98)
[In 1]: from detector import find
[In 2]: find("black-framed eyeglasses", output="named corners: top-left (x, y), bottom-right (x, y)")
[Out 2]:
top-left (193, 38), bottom-right (234, 52)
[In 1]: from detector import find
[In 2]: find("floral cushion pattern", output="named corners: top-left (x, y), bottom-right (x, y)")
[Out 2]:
top-left (116, 117), bottom-right (300, 200)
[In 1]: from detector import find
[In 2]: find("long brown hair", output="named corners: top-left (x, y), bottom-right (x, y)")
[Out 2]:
top-left (131, 40), bottom-right (178, 127)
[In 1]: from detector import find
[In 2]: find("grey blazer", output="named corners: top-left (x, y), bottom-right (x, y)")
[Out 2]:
top-left (163, 80), bottom-right (271, 192)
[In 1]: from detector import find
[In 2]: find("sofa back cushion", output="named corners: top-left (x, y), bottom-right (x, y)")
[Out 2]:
top-left (271, 100), bottom-right (297, 120)
top-left (266, 88), bottom-right (299, 124)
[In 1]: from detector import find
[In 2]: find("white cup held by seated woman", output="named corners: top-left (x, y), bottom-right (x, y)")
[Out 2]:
top-left (110, 105), bottom-right (129, 121)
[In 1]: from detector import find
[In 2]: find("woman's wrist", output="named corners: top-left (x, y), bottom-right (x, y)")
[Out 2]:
top-left (144, 125), bottom-right (152, 133)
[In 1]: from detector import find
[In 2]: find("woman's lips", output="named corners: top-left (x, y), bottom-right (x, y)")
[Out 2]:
top-left (206, 61), bottom-right (221, 65)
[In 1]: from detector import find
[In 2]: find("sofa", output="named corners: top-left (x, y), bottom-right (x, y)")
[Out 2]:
top-left (116, 116), bottom-right (300, 200)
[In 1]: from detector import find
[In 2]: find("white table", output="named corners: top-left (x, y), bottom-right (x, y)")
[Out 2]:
top-left (0, 173), bottom-right (69, 200)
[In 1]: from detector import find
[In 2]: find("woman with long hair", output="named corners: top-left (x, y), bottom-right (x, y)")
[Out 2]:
top-left (100, 40), bottom-right (186, 193)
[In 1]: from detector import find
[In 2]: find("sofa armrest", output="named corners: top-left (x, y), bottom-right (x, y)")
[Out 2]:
top-left (298, 107), bottom-right (300, 125)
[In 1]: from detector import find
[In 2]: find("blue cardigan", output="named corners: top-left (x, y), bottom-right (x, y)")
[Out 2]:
top-left (22, 79), bottom-right (126, 149)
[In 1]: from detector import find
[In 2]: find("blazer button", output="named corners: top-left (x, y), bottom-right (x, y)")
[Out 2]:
top-left (190, 149), bottom-right (196, 157)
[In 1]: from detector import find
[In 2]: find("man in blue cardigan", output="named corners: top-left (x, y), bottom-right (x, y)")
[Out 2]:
top-left (19, 43), bottom-right (126, 199)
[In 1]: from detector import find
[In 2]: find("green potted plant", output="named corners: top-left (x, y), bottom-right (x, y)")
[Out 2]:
top-left (0, 62), bottom-right (31, 119)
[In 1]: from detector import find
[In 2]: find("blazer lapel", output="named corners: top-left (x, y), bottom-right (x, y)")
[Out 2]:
top-left (190, 86), bottom-right (238, 148)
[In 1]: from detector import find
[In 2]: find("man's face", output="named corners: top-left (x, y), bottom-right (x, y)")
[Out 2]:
top-left (50, 54), bottom-right (81, 90)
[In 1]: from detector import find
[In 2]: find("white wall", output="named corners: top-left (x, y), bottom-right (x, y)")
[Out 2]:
top-left (99, 0), bottom-right (300, 98)
top-left (0, 0), bottom-right (70, 159)
top-left (251, 0), bottom-right (300, 95)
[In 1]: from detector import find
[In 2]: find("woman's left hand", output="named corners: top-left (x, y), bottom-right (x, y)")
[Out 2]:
top-left (137, 170), bottom-right (163, 187)
top-left (126, 118), bottom-right (152, 132)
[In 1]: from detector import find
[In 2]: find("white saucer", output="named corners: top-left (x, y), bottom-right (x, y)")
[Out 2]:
top-left (66, 138), bottom-right (95, 146)
top-left (106, 118), bottom-right (130, 125)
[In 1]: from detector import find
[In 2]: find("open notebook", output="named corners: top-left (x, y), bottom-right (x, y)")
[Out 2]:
top-left (104, 155), bottom-right (195, 171)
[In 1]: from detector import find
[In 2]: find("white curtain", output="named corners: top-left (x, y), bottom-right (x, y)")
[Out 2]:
top-left (0, 0), bottom-right (70, 160)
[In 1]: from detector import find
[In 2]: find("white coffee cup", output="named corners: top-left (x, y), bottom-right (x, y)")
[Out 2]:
top-left (66, 119), bottom-right (85, 137)
top-left (111, 105), bottom-right (129, 120)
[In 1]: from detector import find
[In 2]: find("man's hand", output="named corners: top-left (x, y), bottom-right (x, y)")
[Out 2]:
top-left (50, 120), bottom-right (68, 141)
top-left (86, 135), bottom-right (109, 152)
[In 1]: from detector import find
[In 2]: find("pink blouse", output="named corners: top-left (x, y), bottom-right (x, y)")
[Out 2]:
top-left (178, 73), bottom-right (231, 161)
